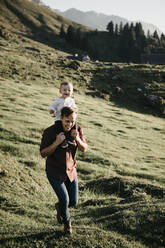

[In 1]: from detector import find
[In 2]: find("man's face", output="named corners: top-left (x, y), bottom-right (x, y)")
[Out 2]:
top-left (60, 84), bottom-right (73, 99)
top-left (61, 113), bottom-right (76, 132)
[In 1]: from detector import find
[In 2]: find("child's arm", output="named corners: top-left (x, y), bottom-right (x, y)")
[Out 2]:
top-left (71, 98), bottom-right (78, 111)
top-left (49, 99), bottom-right (58, 114)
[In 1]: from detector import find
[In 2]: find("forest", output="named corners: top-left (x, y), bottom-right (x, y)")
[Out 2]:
top-left (60, 21), bottom-right (165, 62)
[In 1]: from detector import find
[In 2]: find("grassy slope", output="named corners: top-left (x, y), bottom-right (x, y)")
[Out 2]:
top-left (0, 1), bottom-right (165, 248)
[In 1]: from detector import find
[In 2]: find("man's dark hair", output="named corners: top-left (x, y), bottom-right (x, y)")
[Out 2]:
top-left (61, 106), bottom-right (77, 117)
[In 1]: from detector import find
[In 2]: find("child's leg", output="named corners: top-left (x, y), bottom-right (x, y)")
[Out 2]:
top-left (55, 120), bottom-right (63, 133)
top-left (55, 120), bottom-right (68, 148)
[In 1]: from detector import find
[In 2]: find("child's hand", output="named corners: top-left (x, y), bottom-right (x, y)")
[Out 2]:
top-left (49, 109), bottom-right (54, 114)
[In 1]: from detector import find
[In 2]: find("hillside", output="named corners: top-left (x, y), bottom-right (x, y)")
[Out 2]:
top-left (0, 0), bottom-right (90, 52)
top-left (0, 1), bottom-right (165, 248)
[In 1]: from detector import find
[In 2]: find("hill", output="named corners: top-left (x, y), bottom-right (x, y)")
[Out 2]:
top-left (56, 8), bottom-right (163, 35)
top-left (0, 1), bottom-right (165, 247)
top-left (0, 0), bottom-right (91, 52)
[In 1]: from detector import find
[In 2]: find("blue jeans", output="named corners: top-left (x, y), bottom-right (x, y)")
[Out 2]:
top-left (46, 173), bottom-right (78, 224)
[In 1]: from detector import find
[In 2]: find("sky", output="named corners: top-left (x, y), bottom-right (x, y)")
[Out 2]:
top-left (42, 0), bottom-right (165, 34)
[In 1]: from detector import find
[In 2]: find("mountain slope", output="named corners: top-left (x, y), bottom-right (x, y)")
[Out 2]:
top-left (57, 8), bottom-right (162, 35)
top-left (0, 0), bottom-right (90, 51)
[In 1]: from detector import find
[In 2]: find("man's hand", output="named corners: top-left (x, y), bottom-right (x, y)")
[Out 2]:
top-left (56, 132), bottom-right (66, 145)
top-left (71, 129), bottom-right (78, 140)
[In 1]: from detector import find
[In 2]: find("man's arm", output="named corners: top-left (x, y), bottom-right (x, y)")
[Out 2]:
top-left (40, 132), bottom-right (65, 158)
top-left (75, 136), bottom-right (87, 152)
top-left (71, 127), bottom-right (87, 152)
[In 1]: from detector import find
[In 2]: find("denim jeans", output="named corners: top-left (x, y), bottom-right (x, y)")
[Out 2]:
top-left (46, 173), bottom-right (78, 224)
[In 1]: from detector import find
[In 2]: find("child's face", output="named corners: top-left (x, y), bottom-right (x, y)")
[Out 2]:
top-left (60, 84), bottom-right (73, 99)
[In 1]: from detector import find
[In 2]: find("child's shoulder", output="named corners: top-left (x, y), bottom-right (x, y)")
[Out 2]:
top-left (54, 97), bottom-right (64, 103)
top-left (69, 97), bottom-right (75, 102)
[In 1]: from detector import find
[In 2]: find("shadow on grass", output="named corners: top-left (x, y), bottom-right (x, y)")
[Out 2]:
top-left (86, 66), bottom-right (165, 118)
top-left (86, 176), bottom-right (165, 198)
top-left (0, 230), bottom-right (64, 248)
top-left (79, 177), bottom-right (165, 248)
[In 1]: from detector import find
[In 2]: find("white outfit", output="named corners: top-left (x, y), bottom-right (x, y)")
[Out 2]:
top-left (49, 97), bottom-right (77, 121)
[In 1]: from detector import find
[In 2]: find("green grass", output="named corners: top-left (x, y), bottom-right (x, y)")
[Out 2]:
top-left (0, 69), bottom-right (165, 248)
top-left (0, 3), bottom-right (165, 247)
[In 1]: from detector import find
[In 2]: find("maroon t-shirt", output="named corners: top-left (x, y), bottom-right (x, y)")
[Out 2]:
top-left (40, 122), bottom-right (86, 182)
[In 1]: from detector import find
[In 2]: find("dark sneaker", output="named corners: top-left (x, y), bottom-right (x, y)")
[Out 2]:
top-left (55, 203), bottom-right (63, 224)
top-left (64, 222), bottom-right (72, 235)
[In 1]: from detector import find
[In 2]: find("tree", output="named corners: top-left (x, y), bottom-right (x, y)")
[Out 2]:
top-left (66, 25), bottom-right (76, 44)
top-left (135, 22), bottom-right (144, 38)
top-left (114, 24), bottom-right (119, 36)
top-left (118, 23), bottom-right (130, 61)
top-left (119, 22), bottom-right (123, 35)
top-left (147, 30), bottom-right (151, 39)
top-left (153, 30), bottom-right (159, 40)
top-left (106, 21), bottom-right (114, 36)
top-left (59, 24), bottom-right (66, 38)
top-left (134, 22), bottom-right (146, 55)
top-left (160, 33), bottom-right (165, 42)
top-left (75, 28), bottom-right (83, 48)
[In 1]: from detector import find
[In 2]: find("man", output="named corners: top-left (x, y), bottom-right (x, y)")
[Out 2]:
top-left (40, 106), bottom-right (87, 234)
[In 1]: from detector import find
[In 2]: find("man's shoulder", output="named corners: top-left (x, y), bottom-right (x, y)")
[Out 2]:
top-left (44, 121), bottom-right (63, 133)
top-left (44, 124), bottom-right (56, 134)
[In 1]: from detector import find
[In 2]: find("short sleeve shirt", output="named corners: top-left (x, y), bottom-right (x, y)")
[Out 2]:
top-left (40, 121), bottom-right (86, 182)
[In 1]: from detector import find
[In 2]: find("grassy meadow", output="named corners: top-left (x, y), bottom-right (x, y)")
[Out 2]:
top-left (0, 36), bottom-right (165, 248)
top-left (0, 0), bottom-right (165, 246)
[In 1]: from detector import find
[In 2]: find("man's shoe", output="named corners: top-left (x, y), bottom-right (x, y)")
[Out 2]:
top-left (64, 222), bottom-right (72, 235)
top-left (55, 203), bottom-right (63, 224)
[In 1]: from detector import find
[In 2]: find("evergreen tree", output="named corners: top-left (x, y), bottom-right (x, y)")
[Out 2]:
top-left (147, 30), bottom-right (151, 39)
top-left (75, 28), bottom-right (83, 49)
top-left (119, 22), bottom-right (123, 35)
top-left (153, 30), bottom-right (159, 40)
top-left (135, 22), bottom-right (146, 55)
top-left (59, 24), bottom-right (66, 39)
top-left (160, 33), bottom-right (165, 42)
top-left (118, 23), bottom-right (131, 62)
top-left (135, 22), bottom-right (144, 38)
top-left (66, 25), bottom-right (76, 44)
top-left (114, 24), bottom-right (119, 36)
top-left (81, 35), bottom-right (89, 51)
top-left (106, 21), bottom-right (114, 36)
